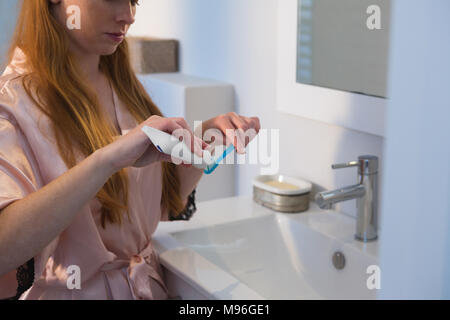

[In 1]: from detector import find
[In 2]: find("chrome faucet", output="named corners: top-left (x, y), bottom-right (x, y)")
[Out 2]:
top-left (315, 155), bottom-right (379, 242)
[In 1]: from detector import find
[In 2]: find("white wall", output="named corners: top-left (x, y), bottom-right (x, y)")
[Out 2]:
top-left (129, 0), bottom-right (384, 219)
top-left (379, 0), bottom-right (450, 299)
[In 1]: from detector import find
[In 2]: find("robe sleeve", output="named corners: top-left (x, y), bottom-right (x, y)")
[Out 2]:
top-left (0, 115), bottom-right (54, 300)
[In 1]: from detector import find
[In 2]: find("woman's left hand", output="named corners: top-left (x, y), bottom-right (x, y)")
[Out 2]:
top-left (201, 112), bottom-right (261, 154)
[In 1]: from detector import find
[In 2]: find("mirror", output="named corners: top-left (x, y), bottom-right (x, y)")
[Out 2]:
top-left (296, 0), bottom-right (391, 98)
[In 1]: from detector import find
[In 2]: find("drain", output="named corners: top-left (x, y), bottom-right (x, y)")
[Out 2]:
top-left (332, 251), bottom-right (346, 270)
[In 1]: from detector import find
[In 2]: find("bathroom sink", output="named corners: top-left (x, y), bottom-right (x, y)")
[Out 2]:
top-left (153, 196), bottom-right (379, 300)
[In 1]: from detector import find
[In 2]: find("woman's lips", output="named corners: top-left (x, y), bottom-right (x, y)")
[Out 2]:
top-left (105, 33), bottom-right (125, 43)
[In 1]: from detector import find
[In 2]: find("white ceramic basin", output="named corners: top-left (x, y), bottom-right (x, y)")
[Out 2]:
top-left (153, 196), bottom-right (379, 300)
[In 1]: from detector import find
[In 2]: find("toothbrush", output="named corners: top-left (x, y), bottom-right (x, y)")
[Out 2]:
top-left (141, 126), bottom-right (235, 175)
top-left (203, 144), bottom-right (235, 175)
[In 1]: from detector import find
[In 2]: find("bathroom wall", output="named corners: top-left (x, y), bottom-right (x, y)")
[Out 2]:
top-left (379, 0), bottom-right (450, 299)
top-left (0, 0), bottom-right (20, 68)
top-left (129, 0), bottom-right (384, 219)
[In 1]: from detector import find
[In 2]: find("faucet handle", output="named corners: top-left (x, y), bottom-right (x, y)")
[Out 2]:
top-left (332, 155), bottom-right (378, 175)
top-left (332, 161), bottom-right (359, 169)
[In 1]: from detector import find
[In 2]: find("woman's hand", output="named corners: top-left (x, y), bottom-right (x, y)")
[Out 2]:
top-left (201, 112), bottom-right (261, 154)
top-left (101, 115), bottom-right (209, 172)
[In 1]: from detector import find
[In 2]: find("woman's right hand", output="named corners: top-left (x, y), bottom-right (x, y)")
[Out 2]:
top-left (101, 115), bottom-right (209, 173)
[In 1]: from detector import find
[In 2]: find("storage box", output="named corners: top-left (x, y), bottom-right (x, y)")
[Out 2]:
top-left (127, 37), bottom-right (179, 74)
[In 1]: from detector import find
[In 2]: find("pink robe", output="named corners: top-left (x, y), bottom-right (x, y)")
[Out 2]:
top-left (0, 48), bottom-right (180, 300)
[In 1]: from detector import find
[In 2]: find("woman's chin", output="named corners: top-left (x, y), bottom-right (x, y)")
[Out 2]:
top-left (99, 45), bottom-right (119, 56)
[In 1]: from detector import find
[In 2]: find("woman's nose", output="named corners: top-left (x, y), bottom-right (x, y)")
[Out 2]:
top-left (116, 2), bottom-right (136, 26)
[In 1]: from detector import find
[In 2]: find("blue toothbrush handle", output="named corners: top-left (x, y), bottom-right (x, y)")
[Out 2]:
top-left (203, 144), bottom-right (235, 175)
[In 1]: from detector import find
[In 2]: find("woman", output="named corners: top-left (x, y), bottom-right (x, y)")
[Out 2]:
top-left (0, 0), bottom-right (260, 299)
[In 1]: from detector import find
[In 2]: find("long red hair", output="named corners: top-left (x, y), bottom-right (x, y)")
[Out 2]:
top-left (8, 0), bottom-right (185, 227)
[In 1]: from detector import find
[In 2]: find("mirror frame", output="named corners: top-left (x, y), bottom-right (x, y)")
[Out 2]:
top-left (276, 0), bottom-right (387, 137)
